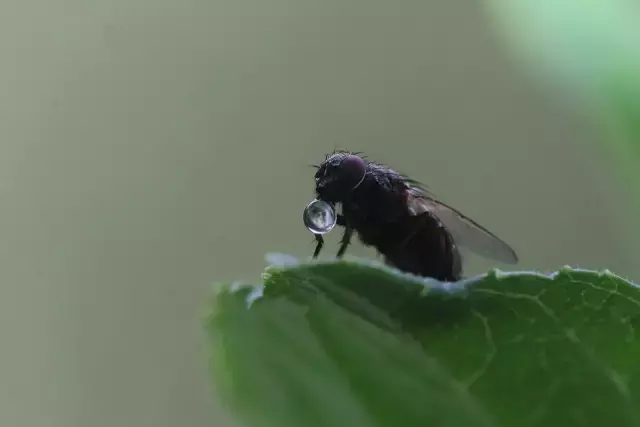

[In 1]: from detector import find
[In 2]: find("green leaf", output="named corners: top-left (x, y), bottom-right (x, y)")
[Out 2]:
top-left (206, 254), bottom-right (640, 427)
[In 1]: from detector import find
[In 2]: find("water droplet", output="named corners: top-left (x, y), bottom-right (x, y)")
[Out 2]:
top-left (303, 199), bottom-right (336, 234)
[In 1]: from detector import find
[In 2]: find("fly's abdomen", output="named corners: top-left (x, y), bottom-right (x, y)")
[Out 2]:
top-left (377, 214), bottom-right (462, 281)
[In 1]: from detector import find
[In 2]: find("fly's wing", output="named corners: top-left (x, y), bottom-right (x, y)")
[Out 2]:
top-left (405, 187), bottom-right (518, 264)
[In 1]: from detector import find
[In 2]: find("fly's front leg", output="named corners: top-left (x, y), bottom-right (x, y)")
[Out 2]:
top-left (312, 234), bottom-right (324, 259)
top-left (313, 214), bottom-right (344, 259)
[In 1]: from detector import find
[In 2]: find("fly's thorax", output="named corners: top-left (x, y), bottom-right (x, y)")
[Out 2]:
top-left (342, 184), bottom-right (405, 225)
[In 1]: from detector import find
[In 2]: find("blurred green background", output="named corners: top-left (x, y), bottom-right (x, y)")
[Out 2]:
top-left (0, 1), bottom-right (635, 426)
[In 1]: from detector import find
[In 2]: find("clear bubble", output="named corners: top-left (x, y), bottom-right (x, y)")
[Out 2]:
top-left (303, 199), bottom-right (337, 234)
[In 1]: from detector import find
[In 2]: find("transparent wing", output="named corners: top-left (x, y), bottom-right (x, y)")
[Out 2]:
top-left (406, 188), bottom-right (518, 264)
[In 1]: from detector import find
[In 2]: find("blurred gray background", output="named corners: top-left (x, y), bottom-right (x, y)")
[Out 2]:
top-left (0, 1), bottom-right (634, 426)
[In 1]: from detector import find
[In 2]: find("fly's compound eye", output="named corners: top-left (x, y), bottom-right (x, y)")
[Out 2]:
top-left (339, 155), bottom-right (366, 189)
top-left (303, 199), bottom-right (337, 234)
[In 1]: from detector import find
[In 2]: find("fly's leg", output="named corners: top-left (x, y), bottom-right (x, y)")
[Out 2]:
top-left (314, 214), bottom-right (349, 259)
top-left (312, 214), bottom-right (348, 258)
top-left (312, 234), bottom-right (324, 258)
top-left (336, 223), bottom-right (353, 259)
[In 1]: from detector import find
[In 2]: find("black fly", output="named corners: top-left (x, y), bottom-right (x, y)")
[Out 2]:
top-left (308, 150), bottom-right (518, 281)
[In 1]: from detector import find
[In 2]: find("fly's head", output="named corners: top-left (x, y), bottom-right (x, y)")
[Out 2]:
top-left (314, 151), bottom-right (367, 204)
